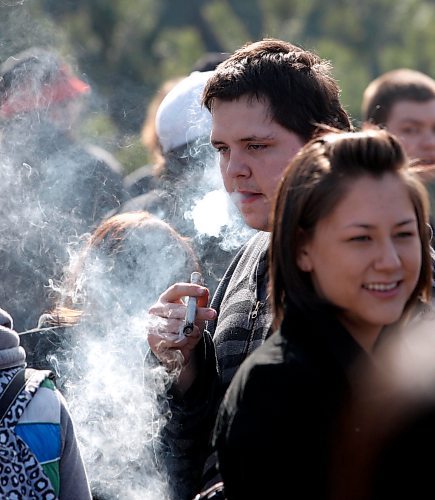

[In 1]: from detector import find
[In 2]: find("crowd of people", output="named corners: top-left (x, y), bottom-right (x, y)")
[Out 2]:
top-left (1, 37), bottom-right (435, 499)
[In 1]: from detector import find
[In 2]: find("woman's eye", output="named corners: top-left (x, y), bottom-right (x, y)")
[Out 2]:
top-left (350, 235), bottom-right (370, 242)
top-left (396, 231), bottom-right (414, 238)
top-left (248, 144), bottom-right (266, 150)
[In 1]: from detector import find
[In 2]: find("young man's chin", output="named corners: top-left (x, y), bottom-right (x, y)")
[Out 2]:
top-left (241, 212), bottom-right (269, 232)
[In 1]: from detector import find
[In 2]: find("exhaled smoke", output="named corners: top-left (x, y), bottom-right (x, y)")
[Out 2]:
top-left (58, 316), bottom-right (174, 500)
top-left (188, 189), bottom-right (255, 250)
top-left (45, 229), bottom-right (197, 499)
top-left (0, 8), bottom-right (255, 499)
top-left (184, 141), bottom-right (255, 249)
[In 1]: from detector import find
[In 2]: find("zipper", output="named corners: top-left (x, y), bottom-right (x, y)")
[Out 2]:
top-left (242, 300), bottom-right (262, 358)
top-left (244, 243), bottom-right (268, 356)
top-left (248, 300), bottom-right (261, 330)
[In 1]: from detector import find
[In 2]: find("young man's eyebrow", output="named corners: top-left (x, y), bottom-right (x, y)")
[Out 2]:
top-left (211, 134), bottom-right (274, 145)
top-left (239, 134), bottom-right (275, 142)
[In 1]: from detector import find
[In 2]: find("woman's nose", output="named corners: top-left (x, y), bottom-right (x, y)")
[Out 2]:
top-left (374, 240), bottom-right (401, 270)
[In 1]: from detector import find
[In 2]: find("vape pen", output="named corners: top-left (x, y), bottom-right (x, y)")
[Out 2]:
top-left (182, 271), bottom-right (202, 336)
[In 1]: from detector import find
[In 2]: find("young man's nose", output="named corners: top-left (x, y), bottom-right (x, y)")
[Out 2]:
top-left (225, 150), bottom-right (250, 177)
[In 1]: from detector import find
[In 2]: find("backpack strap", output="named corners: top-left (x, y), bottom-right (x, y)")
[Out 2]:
top-left (0, 368), bottom-right (59, 499)
top-left (0, 368), bottom-right (55, 428)
top-left (0, 368), bottom-right (26, 424)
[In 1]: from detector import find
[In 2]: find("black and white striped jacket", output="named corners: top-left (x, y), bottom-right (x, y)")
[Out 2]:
top-left (162, 231), bottom-right (274, 499)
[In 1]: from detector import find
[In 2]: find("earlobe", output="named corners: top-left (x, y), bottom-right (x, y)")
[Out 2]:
top-left (296, 229), bottom-right (313, 272)
top-left (297, 248), bottom-right (312, 272)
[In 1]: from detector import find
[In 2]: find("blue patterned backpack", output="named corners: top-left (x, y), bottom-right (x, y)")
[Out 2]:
top-left (0, 367), bottom-right (58, 499)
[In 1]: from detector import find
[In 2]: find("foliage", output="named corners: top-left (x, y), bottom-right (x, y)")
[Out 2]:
top-left (1, 0), bottom-right (434, 172)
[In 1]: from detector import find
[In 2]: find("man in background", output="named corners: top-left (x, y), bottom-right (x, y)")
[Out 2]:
top-left (361, 68), bottom-right (435, 166)
top-left (0, 47), bottom-right (126, 331)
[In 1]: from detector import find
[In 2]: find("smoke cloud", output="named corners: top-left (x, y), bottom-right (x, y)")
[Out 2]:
top-left (1, 5), bottom-right (253, 499)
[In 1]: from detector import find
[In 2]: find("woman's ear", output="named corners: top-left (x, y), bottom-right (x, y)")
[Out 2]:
top-left (296, 229), bottom-right (313, 272)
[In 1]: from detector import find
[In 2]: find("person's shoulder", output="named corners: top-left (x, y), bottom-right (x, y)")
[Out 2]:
top-left (221, 330), bottom-right (291, 406)
top-left (123, 164), bottom-right (157, 197)
top-left (245, 329), bottom-right (286, 367)
top-left (20, 325), bottom-right (72, 374)
top-left (225, 330), bottom-right (286, 388)
top-left (83, 143), bottom-right (124, 176)
top-left (235, 231), bottom-right (270, 266)
top-left (241, 231), bottom-right (270, 255)
top-left (118, 188), bottom-right (169, 216)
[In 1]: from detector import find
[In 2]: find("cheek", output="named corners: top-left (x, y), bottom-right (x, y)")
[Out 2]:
top-left (406, 246), bottom-right (422, 281)
top-left (220, 162), bottom-right (231, 188)
top-left (398, 136), bottom-right (418, 153)
top-left (311, 269), bottom-right (340, 299)
top-left (262, 169), bottom-right (285, 200)
top-left (310, 252), bottom-right (358, 299)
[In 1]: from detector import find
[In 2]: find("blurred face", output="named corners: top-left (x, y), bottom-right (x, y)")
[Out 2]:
top-left (210, 95), bottom-right (305, 231)
top-left (386, 99), bottom-right (435, 165)
top-left (297, 173), bottom-right (421, 351)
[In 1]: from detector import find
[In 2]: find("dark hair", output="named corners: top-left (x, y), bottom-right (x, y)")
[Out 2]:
top-left (191, 52), bottom-right (230, 73)
top-left (48, 211), bottom-right (199, 326)
top-left (0, 47), bottom-right (60, 92)
top-left (362, 68), bottom-right (435, 125)
top-left (202, 38), bottom-right (352, 141)
top-left (270, 128), bottom-right (432, 328)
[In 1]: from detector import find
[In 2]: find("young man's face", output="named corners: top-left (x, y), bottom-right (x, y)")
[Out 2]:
top-left (386, 99), bottom-right (435, 165)
top-left (210, 95), bottom-right (305, 231)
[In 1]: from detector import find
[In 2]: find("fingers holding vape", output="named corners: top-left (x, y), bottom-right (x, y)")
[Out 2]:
top-left (147, 274), bottom-right (216, 367)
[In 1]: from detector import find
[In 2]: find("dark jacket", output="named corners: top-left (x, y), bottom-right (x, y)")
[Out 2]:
top-left (213, 305), bottom-right (370, 499)
top-left (213, 302), bottom-right (435, 500)
top-left (19, 324), bottom-right (73, 393)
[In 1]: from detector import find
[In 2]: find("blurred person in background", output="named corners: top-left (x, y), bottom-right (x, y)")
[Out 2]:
top-left (0, 46), bottom-right (127, 331)
top-left (361, 68), bottom-right (435, 221)
top-left (191, 52), bottom-right (230, 73)
top-left (362, 68), bottom-right (435, 166)
top-left (120, 69), bottom-right (241, 296)
top-left (20, 210), bottom-right (201, 499)
top-left (123, 52), bottom-right (229, 200)
top-left (147, 38), bottom-right (352, 500)
top-left (123, 76), bottom-right (184, 199)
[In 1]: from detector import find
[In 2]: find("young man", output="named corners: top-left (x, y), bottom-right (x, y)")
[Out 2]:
top-left (361, 68), bottom-right (435, 166)
top-left (147, 38), bottom-right (352, 499)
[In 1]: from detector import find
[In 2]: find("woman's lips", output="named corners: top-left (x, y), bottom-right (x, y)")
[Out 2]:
top-left (362, 280), bottom-right (402, 298)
